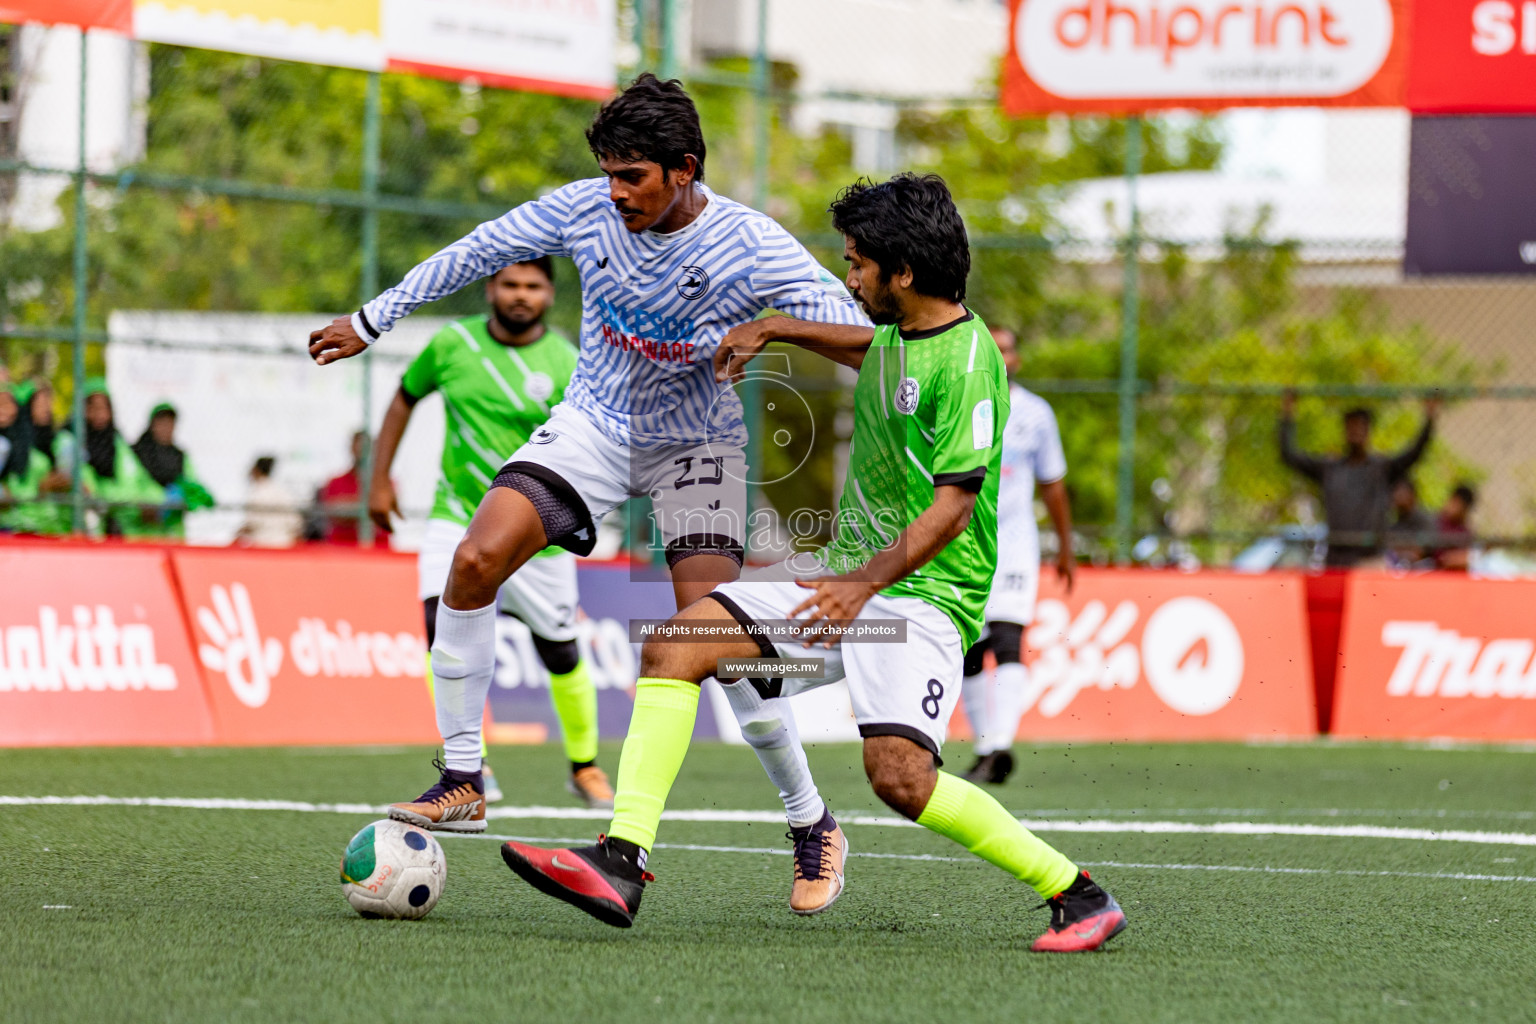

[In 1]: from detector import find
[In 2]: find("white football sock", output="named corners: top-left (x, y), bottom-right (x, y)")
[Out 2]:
top-left (431, 602), bottom-right (497, 773)
top-left (962, 670), bottom-right (997, 756)
top-left (721, 679), bottom-right (826, 828)
top-left (988, 661), bottom-right (1031, 754)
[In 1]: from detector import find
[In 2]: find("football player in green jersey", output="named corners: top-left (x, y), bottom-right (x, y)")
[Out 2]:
top-left (369, 259), bottom-right (613, 819)
top-left (502, 175), bottom-right (1126, 951)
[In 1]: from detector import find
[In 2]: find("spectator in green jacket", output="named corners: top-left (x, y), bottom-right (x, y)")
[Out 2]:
top-left (131, 400), bottom-right (214, 538)
top-left (55, 378), bottom-right (167, 537)
top-left (0, 383), bottom-right (70, 535)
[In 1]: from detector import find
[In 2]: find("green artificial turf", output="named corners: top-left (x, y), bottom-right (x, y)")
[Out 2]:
top-left (2, 741), bottom-right (1533, 1023)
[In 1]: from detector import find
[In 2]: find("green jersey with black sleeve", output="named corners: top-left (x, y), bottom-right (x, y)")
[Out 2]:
top-left (817, 310), bottom-right (1008, 648)
top-left (401, 316), bottom-right (577, 544)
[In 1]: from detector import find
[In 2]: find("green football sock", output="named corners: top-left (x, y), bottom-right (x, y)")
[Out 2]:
top-left (426, 651), bottom-right (489, 760)
top-left (548, 659), bottom-right (599, 765)
top-left (607, 677), bottom-right (700, 852)
top-left (916, 771), bottom-right (1079, 898)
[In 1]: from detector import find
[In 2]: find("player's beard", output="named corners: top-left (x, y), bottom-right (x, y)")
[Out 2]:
top-left (493, 307), bottom-right (541, 335)
top-left (856, 287), bottom-right (902, 326)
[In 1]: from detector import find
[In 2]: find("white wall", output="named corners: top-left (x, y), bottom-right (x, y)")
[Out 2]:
top-left (8, 25), bottom-right (146, 231)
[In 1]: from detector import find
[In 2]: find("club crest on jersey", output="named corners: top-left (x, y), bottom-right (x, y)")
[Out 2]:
top-left (677, 266), bottom-right (710, 300)
top-left (524, 371), bottom-right (554, 403)
top-left (531, 427), bottom-right (557, 444)
top-left (895, 377), bottom-right (920, 415)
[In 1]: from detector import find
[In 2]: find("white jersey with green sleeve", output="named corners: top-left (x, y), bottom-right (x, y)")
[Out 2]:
top-left (401, 316), bottom-right (577, 544)
top-left (817, 310), bottom-right (1008, 648)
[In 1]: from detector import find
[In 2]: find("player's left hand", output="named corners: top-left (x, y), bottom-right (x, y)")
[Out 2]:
top-left (790, 575), bottom-right (879, 648)
top-left (715, 319), bottom-right (775, 383)
top-left (1056, 549), bottom-right (1076, 594)
top-left (309, 316), bottom-right (368, 365)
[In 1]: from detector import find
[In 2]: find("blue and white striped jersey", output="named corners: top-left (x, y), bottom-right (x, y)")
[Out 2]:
top-left (996, 383), bottom-right (1067, 569)
top-left (362, 177), bottom-right (869, 449)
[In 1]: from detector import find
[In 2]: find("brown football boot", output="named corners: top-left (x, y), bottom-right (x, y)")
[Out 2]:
top-left (388, 758), bottom-right (487, 833)
top-left (567, 765), bottom-right (615, 809)
top-left (788, 809), bottom-right (848, 915)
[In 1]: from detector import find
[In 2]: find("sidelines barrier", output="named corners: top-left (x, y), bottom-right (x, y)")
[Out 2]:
top-left (1331, 574), bottom-right (1536, 742)
top-left (4, 538), bottom-right (1535, 745)
top-left (1008, 569), bottom-right (1317, 742)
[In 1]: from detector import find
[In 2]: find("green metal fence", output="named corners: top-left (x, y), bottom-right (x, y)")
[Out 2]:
top-left (3, 23), bottom-right (1534, 569)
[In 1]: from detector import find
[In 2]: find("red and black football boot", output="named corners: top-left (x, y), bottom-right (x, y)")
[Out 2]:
top-left (1031, 871), bottom-right (1128, 952)
top-left (501, 834), bottom-right (653, 928)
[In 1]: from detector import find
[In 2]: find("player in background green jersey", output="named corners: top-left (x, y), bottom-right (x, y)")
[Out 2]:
top-left (502, 175), bottom-right (1126, 951)
top-left (369, 259), bottom-right (613, 818)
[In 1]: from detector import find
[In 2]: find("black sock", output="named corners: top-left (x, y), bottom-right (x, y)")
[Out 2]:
top-left (570, 759), bottom-right (596, 773)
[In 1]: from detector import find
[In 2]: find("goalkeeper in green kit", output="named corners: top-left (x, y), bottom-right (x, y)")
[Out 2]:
top-left (369, 258), bottom-right (613, 817)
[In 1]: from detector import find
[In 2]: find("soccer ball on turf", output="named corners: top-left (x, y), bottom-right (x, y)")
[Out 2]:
top-left (340, 819), bottom-right (446, 919)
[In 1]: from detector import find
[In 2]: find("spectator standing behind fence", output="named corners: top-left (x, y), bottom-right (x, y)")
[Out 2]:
top-left (1279, 391), bottom-right (1439, 567)
top-left (0, 383), bottom-right (69, 534)
top-left (1434, 484), bottom-right (1476, 571)
top-left (316, 430), bottom-right (389, 547)
top-left (237, 456), bottom-right (302, 547)
top-left (131, 401), bottom-right (214, 538)
top-left (54, 378), bottom-right (168, 538)
top-left (1385, 478), bottom-right (1433, 566)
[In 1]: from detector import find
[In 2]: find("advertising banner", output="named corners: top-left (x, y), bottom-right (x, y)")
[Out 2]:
top-left (1332, 574), bottom-right (1536, 741)
top-left (1405, 0), bottom-right (1536, 113)
top-left (0, 546), bottom-right (214, 746)
top-left (0, 0), bottom-right (614, 99)
top-left (1404, 116), bottom-right (1536, 276)
top-left (1010, 569), bottom-right (1316, 740)
top-left (1002, 0), bottom-right (1410, 113)
top-left (171, 547), bottom-right (439, 745)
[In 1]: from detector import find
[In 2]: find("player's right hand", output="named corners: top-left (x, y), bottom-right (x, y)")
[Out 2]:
top-left (368, 478), bottom-right (400, 534)
top-left (715, 319), bottom-right (775, 383)
top-left (309, 316), bottom-right (368, 365)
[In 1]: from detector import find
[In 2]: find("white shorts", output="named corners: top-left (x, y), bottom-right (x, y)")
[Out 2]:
top-left (417, 518), bottom-right (579, 642)
top-left (708, 561), bottom-right (965, 761)
top-left (502, 404), bottom-right (747, 563)
top-left (984, 555), bottom-right (1040, 627)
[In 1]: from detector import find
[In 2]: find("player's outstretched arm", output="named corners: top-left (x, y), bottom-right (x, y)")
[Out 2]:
top-left (367, 388), bottom-right (414, 533)
top-left (791, 484), bottom-right (976, 643)
top-left (715, 317), bottom-right (876, 382)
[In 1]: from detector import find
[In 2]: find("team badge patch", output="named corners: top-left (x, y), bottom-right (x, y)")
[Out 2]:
top-left (677, 266), bottom-right (710, 300)
top-left (531, 427), bottom-right (557, 444)
top-left (525, 371), bottom-right (554, 403)
top-left (972, 399), bottom-right (994, 450)
top-left (895, 377), bottom-right (920, 415)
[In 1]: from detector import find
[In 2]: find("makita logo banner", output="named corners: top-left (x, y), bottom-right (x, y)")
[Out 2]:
top-left (1012, 569), bottom-right (1314, 740)
top-left (1004, 0), bottom-right (1409, 112)
top-left (1334, 575), bottom-right (1536, 740)
top-left (1, 605), bottom-right (178, 693)
top-left (0, 547), bottom-right (214, 746)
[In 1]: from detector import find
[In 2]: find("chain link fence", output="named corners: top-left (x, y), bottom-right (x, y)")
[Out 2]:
top-left (1, 21), bottom-right (1532, 570)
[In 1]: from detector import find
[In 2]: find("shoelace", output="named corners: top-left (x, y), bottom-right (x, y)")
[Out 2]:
top-left (416, 757), bottom-right (473, 806)
top-left (787, 827), bottom-right (830, 881)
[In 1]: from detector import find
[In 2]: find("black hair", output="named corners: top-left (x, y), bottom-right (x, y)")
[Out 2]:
top-left (1453, 484), bottom-right (1477, 507)
top-left (1343, 407), bottom-right (1374, 425)
top-left (253, 456), bottom-right (275, 477)
top-left (500, 256), bottom-right (554, 284)
top-left (586, 73), bottom-right (706, 182)
top-left (829, 174), bottom-right (970, 302)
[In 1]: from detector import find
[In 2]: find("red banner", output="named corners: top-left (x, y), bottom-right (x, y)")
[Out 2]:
top-left (1009, 569), bottom-right (1316, 740)
top-left (1405, 1), bottom-right (1536, 113)
top-left (1004, 0), bottom-right (1411, 113)
top-left (0, 547), bottom-right (214, 745)
top-left (1332, 573), bottom-right (1536, 740)
top-left (0, 0), bottom-right (130, 32)
top-left (170, 548), bottom-right (438, 746)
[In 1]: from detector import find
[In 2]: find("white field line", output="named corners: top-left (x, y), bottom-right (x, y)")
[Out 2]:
top-left (7, 795), bottom-right (1536, 847)
top-left (450, 831), bottom-right (1536, 885)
